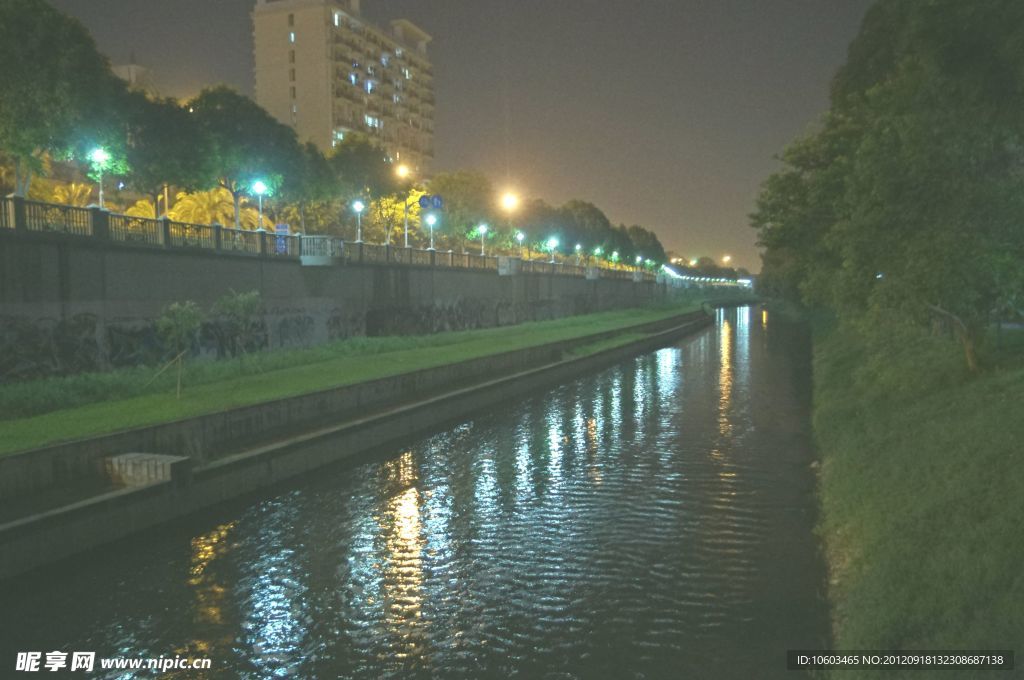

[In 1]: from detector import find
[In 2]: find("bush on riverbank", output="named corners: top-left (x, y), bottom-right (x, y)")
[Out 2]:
top-left (814, 320), bottom-right (1024, 674)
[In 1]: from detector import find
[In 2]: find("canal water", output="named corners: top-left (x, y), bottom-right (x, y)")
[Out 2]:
top-left (0, 306), bottom-right (829, 678)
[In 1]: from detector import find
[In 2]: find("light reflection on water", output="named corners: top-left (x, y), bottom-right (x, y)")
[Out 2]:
top-left (0, 307), bottom-right (827, 679)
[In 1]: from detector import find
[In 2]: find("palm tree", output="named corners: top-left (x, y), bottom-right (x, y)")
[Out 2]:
top-left (125, 199), bottom-right (157, 218)
top-left (51, 182), bottom-right (94, 207)
top-left (170, 188), bottom-right (259, 228)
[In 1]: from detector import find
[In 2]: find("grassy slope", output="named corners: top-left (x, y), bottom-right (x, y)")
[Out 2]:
top-left (0, 304), bottom-right (701, 456)
top-left (814, 323), bottom-right (1024, 676)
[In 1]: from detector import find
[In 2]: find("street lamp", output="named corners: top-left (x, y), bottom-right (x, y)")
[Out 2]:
top-left (500, 191), bottom-right (519, 213)
top-left (723, 254), bottom-right (732, 265)
top-left (478, 224), bottom-right (489, 256)
top-left (515, 230), bottom-right (526, 259)
top-left (575, 243), bottom-right (582, 265)
top-left (252, 180), bottom-right (268, 230)
top-left (89, 147), bottom-right (110, 209)
top-left (547, 237), bottom-right (559, 263)
top-left (396, 164), bottom-right (413, 247)
top-left (425, 212), bottom-right (437, 250)
top-left (353, 199), bottom-right (365, 242)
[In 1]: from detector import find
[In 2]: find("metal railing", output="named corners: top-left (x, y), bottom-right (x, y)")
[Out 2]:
top-left (167, 222), bottom-right (216, 250)
top-left (24, 200), bottom-right (91, 236)
top-left (0, 196), bottom-right (666, 282)
top-left (109, 214), bottom-right (162, 247)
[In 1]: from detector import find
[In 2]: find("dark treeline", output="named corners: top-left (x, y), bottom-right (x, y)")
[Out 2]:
top-left (752, 0), bottom-right (1024, 370)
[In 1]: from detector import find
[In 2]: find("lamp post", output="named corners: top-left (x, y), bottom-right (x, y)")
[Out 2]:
top-left (575, 243), bottom-right (582, 265)
top-left (353, 199), bottom-right (365, 242)
top-left (89, 148), bottom-right (110, 209)
top-left (396, 164), bottom-right (412, 248)
top-left (501, 190), bottom-right (519, 256)
top-left (547, 237), bottom-right (559, 264)
top-left (252, 180), bottom-right (268, 230)
top-left (593, 246), bottom-right (603, 266)
top-left (478, 224), bottom-right (488, 256)
top-left (425, 212), bottom-right (437, 250)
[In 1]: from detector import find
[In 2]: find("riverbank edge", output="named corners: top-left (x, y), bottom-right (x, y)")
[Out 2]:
top-left (810, 314), bottom-right (1024, 670)
top-left (0, 310), bottom-right (714, 580)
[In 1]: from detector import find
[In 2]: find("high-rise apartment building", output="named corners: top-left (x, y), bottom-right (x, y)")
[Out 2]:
top-left (253, 0), bottom-right (435, 172)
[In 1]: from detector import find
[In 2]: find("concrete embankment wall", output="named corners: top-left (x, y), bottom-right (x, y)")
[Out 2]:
top-left (0, 312), bottom-right (712, 580)
top-left (0, 230), bottom-right (667, 373)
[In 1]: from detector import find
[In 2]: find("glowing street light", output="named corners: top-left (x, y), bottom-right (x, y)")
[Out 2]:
top-left (478, 223), bottom-right (488, 256)
top-left (689, 258), bottom-right (698, 266)
top-left (723, 254), bottom-right (732, 265)
top-left (89, 147), bottom-right (111, 209)
top-left (425, 212), bottom-right (437, 250)
top-left (574, 243), bottom-right (582, 265)
top-left (396, 164), bottom-right (410, 180)
top-left (500, 191), bottom-right (519, 213)
top-left (611, 251), bottom-right (620, 264)
top-left (252, 180), bottom-right (268, 230)
top-left (546, 237), bottom-right (559, 263)
top-left (353, 199), bottom-right (365, 242)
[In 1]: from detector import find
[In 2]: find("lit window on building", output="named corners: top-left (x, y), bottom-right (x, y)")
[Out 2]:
top-left (380, 53), bottom-right (390, 66)
top-left (289, 31), bottom-right (296, 43)
top-left (334, 12), bottom-right (340, 27)
top-left (402, 67), bottom-right (411, 79)
top-left (393, 94), bottom-right (401, 104)
top-left (365, 114), bottom-right (381, 129)
top-left (349, 72), bottom-right (358, 85)
top-left (365, 81), bottom-right (374, 93)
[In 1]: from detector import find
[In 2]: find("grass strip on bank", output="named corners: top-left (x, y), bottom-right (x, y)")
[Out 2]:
top-left (0, 303), bottom-right (706, 456)
top-left (814, 321), bottom-right (1024, 676)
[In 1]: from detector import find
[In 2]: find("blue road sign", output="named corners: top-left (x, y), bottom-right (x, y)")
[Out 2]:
top-left (431, 195), bottom-right (443, 209)
top-left (418, 195), bottom-right (431, 209)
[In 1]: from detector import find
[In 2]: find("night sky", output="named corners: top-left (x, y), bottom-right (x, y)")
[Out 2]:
top-left (50, 0), bottom-right (873, 271)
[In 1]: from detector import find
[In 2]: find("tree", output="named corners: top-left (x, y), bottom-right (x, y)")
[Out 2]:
top-left (751, 0), bottom-right (1024, 371)
top-left (213, 290), bottom-right (264, 361)
top-left (330, 132), bottom-right (399, 202)
top-left (277, 142), bottom-right (339, 233)
top-left (171, 188), bottom-right (259, 228)
top-left (0, 0), bottom-right (127, 196)
top-left (124, 93), bottom-right (211, 216)
top-left (427, 171), bottom-right (495, 251)
top-left (156, 300), bottom-right (203, 398)
top-left (187, 87), bottom-right (303, 228)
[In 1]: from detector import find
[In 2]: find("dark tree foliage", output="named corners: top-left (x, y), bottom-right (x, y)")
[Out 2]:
top-left (187, 86), bottom-right (305, 227)
top-left (752, 0), bottom-right (1024, 370)
top-left (0, 0), bottom-right (127, 195)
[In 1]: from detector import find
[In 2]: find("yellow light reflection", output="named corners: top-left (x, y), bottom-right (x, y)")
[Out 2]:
top-left (381, 486), bottom-right (425, 658)
top-left (718, 318), bottom-right (733, 439)
top-left (761, 309), bottom-right (768, 329)
top-left (189, 522), bottom-right (236, 625)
